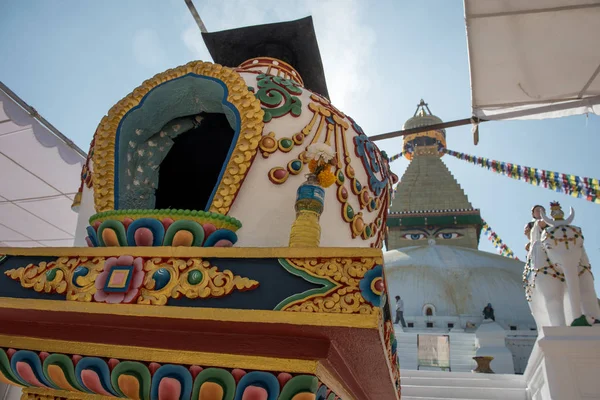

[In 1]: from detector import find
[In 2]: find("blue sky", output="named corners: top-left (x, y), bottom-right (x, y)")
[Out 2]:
top-left (2, 0), bottom-right (599, 294)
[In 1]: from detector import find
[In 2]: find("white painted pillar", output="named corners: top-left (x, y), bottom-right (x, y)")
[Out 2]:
top-left (525, 326), bottom-right (600, 400)
top-left (73, 185), bottom-right (96, 247)
top-left (0, 383), bottom-right (22, 400)
top-left (474, 319), bottom-right (515, 374)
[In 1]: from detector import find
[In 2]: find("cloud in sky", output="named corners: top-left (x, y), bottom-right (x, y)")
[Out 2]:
top-left (306, 0), bottom-right (377, 112)
top-left (132, 28), bottom-right (168, 69)
top-left (179, 0), bottom-right (376, 112)
top-left (181, 23), bottom-right (209, 61)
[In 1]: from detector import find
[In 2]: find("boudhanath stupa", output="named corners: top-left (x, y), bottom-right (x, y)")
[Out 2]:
top-left (382, 101), bottom-right (600, 399)
top-left (386, 102), bottom-right (534, 332)
top-left (384, 101), bottom-right (537, 377)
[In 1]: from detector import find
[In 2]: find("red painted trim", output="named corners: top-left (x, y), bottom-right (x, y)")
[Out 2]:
top-left (0, 307), bottom-right (398, 400)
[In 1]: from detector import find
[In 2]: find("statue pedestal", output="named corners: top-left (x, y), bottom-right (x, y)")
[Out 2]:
top-left (525, 327), bottom-right (600, 400)
top-left (474, 320), bottom-right (515, 374)
top-left (472, 356), bottom-right (494, 373)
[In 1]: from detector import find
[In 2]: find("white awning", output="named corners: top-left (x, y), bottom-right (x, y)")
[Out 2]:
top-left (0, 82), bottom-right (85, 247)
top-left (465, 0), bottom-right (600, 120)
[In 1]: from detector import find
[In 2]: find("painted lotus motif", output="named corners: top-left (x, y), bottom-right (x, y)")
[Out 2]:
top-left (94, 255), bottom-right (144, 304)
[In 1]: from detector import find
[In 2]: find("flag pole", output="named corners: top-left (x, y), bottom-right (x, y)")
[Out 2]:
top-left (184, 0), bottom-right (208, 33)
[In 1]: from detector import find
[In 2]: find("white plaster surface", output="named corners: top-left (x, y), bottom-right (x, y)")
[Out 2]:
top-left (0, 383), bottom-right (21, 400)
top-left (384, 245), bottom-right (536, 330)
top-left (74, 70), bottom-right (392, 248)
top-left (73, 184), bottom-right (95, 246)
top-left (475, 319), bottom-right (516, 374)
top-left (525, 326), bottom-right (600, 400)
top-left (224, 72), bottom-right (390, 248)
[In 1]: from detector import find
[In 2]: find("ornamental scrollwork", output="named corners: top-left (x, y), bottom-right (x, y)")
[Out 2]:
top-left (279, 257), bottom-right (383, 314)
top-left (139, 257), bottom-right (259, 305)
top-left (4, 256), bottom-right (258, 305)
top-left (258, 92), bottom-right (395, 246)
top-left (255, 73), bottom-right (303, 122)
top-left (3, 257), bottom-right (103, 302)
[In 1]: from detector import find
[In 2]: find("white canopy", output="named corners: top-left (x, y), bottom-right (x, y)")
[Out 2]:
top-left (465, 0), bottom-right (600, 120)
top-left (0, 82), bottom-right (85, 247)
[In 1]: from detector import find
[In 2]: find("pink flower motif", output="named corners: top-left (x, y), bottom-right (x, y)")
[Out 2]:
top-left (94, 256), bottom-right (144, 304)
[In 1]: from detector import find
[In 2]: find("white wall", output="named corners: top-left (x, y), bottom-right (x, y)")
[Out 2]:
top-left (525, 326), bottom-right (600, 399)
top-left (0, 383), bottom-right (21, 400)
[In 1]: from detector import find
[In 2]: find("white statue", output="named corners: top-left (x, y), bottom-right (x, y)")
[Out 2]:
top-left (524, 202), bottom-right (600, 328)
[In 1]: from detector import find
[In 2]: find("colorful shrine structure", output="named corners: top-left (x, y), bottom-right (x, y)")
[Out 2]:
top-left (0, 16), bottom-right (401, 400)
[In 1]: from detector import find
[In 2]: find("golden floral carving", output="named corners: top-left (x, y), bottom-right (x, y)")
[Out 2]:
top-left (280, 257), bottom-right (382, 314)
top-left (5, 256), bottom-right (258, 305)
top-left (20, 391), bottom-right (68, 400)
top-left (4, 257), bottom-right (104, 302)
top-left (138, 257), bottom-right (259, 305)
top-left (92, 61), bottom-right (265, 214)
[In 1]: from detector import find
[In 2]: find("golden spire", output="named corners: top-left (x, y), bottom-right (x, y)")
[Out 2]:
top-left (402, 100), bottom-right (447, 160)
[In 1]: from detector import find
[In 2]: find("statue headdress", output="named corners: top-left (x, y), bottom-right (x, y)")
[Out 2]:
top-left (550, 201), bottom-right (564, 220)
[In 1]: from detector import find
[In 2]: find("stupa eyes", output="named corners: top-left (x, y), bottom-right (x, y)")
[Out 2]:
top-left (437, 232), bottom-right (463, 240)
top-left (403, 233), bottom-right (426, 240)
top-left (401, 232), bottom-right (463, 240)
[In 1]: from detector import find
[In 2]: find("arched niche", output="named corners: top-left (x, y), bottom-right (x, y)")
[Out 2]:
top-left (153, 112), bottom-right (235, 211)
top-left (114, 76), bottom-right (238, 211)
top-left (422, 303), bottom-right (436, 317)
top-left (91, 61), bottom-right (264, 214)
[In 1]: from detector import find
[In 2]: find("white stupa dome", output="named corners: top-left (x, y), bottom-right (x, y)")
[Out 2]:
top-left (384, 244), bottom-right (535, 329)
top-left (72, 59), bottom-right (398, 249)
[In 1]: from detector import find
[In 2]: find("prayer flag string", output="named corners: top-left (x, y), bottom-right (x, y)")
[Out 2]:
top-left (389, 152), bottom-right (404, 162)
top-left (441, 149), bottom-right (600, 204)
top-left (481, 219), bottom-right (519, 260)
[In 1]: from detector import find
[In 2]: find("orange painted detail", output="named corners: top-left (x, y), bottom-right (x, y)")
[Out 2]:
top-left (102, 228), bottom-right (120, 247)
top-left (118, 374), bottom-right (141, 400)
top-left (199, 381), bottom-right (225, 400)
top-left (238, 57), bottom-right (304, 86)
top-left (47, 365), bottom-right (76, 391)
top-left (291, 394), bottom-right (316, 400)
top-left (172, 230), bottom-right (194, 247)
top-left (0, 369), bottom-right (20, 386)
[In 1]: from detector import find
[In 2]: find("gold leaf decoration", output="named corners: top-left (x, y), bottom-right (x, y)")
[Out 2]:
top-left (5, 256), bottom-right (258, 306)
top-left (138, 257), bottom-right (259, 305)
top-left (4, 257), bottom-right (104, 302)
